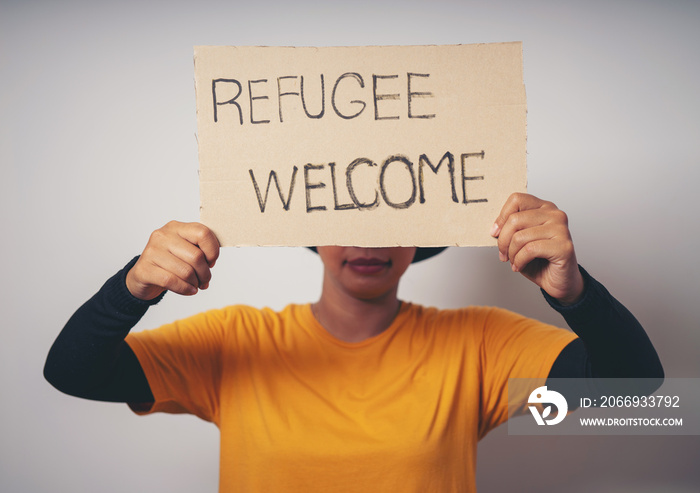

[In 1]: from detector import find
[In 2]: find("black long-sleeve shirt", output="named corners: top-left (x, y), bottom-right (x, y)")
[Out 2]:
top-left (44, 257), bottom-right (664, 405)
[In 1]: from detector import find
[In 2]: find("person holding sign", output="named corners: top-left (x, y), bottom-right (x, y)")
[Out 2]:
top-left (45, 192), bottom-right (663, 492)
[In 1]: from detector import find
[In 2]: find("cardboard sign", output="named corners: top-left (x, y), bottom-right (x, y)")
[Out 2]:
top-left (195, 43), bottom-right (526, 247)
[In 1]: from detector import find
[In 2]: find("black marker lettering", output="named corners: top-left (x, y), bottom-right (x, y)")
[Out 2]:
top-left (304, 164), bottom-right (327, 213)
top-left (301, 75), bottom-right (325, 119)
top-left (277, 76), bottom-right (299, 123)
top-left (373, 74), bottom-right (400, 121)
top-left (346, 158), bottom-right (378, 209)
top-left (418, 152), bottom-right (457, 204)
top-left (248, 79), bottom-right (270, 124)
top-left (329, 162), bottom-right (356, 210)
top-left (380, 155), bottom-right (416, 209)
top-left (332, 73), bottom-right (366, 120)
top-left (249, 166), bottom-right (298, 212)
top-left (407, 73), bottom-right (435, 119)
top-left (460, 151), bottom-right (487, 204)
top-left (212, 79), bottom-right (243, 124)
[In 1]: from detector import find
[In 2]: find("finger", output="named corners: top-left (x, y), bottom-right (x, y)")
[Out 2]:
top-left (147, 262), bottom-right (200, 296)
top-left (491, 193), bottom-right (550, 238)
top-left (150, 245), bottom-right (202, 287)
top-left (506, 224), bottom-right (557, 265)
top-left (128, 257), bottom-right (198, 299)
top-left (497, 208), bottom-right (557, 261)
top-left (140, 221), bottom-right (219, 292)
top-left (163, 237), bottom-right (214, 289)
top-left (510, 237), bottom-right (573, 273)
top-left (175, 222), bottom-right (220, 268)
top-left (157, 221), bottom-right (219, 287)
top-left (509, 237), bottom-right (583, 303)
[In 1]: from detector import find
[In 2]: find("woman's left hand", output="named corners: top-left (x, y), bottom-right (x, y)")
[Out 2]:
top-left (490, 193), bottom-right (585, 305)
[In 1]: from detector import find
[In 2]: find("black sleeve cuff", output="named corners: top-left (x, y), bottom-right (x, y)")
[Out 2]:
top-left (540, 265), bottom-right (595, 318)
top-left (541, 265), bottom-right (664, 379)
top-left (103, 256), bottom-right (166, 317)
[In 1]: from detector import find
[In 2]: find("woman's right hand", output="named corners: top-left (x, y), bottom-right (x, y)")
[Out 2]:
top-left (125, 221), bottom-right (220, 301)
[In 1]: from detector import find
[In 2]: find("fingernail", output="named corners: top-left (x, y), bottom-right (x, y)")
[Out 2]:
top-left (490, 223), bottom-right (500, 237)
top-left (499, 251), bottom-right (508, 262)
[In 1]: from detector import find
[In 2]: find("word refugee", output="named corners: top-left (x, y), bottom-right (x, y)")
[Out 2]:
top-left (211, 72), bottom-right (435, 124)
top-left (248, 151), bottom-right (488, 213)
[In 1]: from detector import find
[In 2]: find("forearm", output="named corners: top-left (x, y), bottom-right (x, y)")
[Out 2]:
top-left (546, 266), bottom-right (664, 380)
top-left (44, 257), bottom-right (159, 402)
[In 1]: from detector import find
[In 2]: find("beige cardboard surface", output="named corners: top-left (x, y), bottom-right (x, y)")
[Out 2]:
top-left (195, 43), bottom-right (527, 247)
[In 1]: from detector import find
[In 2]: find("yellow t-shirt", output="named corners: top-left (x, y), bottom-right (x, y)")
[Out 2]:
top-left (126, 302), bottom-right (576, 492)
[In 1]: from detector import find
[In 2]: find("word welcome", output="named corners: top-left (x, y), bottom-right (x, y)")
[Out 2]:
top-left (248, 151), bottom-right (487, 213)
top-left (212, 72), bottom-right (435, 124)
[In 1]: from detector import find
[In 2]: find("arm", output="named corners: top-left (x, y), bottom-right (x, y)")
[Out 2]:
top-left (491, 193), bottom-right (663, 381)
top-left (44, 221), bottom-right (220, 403)
top-left (44, 256), bottom-right (158, 402)
top-left (546, 266), bottom-right (663, 380)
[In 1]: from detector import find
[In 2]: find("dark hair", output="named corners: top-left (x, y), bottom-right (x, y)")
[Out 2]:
top-left (307, 247), bottom-right (447, 263)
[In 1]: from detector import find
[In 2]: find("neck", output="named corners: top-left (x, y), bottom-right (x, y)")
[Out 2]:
top-left (312, 280), bottom-right (402, 343)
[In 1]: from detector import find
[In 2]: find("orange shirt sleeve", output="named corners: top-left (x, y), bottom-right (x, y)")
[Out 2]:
top-left (125, 308), bottom-right (229, 423)
top-left (474, 306), bottom-right (577, 437)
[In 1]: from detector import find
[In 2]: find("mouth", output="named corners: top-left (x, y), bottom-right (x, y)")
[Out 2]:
top-left (345, 257), bottom-right (392, 275)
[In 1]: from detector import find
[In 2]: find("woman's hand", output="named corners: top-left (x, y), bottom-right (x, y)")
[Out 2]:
top-left (125, 221), bottom-right (220, 301)
top-left (491, 193), bottom-right (584, 305)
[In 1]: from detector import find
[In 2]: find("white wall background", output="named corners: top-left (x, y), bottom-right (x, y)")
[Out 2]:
top-left (2, 0), bottom-right (699, 491)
